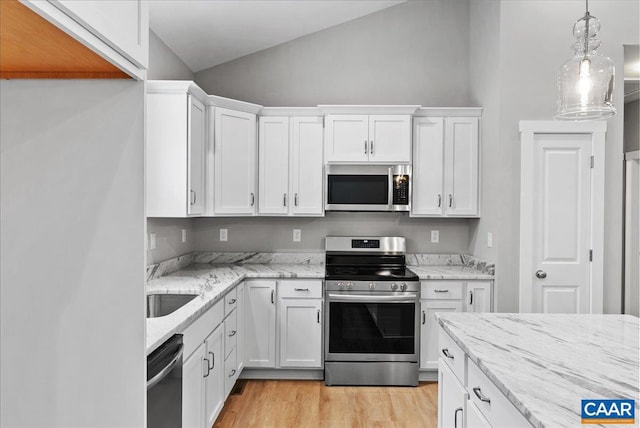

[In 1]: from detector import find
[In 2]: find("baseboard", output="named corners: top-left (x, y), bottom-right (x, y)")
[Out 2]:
top-left (419, 370), bottom-right (438, 382)
top-left (240, 368), bottom-right (324, 380)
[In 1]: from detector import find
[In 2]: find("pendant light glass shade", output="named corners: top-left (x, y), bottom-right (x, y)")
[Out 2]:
top-left (556, 5), bottom-right (616, 120)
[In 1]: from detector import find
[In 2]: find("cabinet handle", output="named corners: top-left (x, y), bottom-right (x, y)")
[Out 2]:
top-left (422, 310), bottom-right (426, 325)
top-left (250, 193), bottom-right (255, 206)
top-left (271, 289), bottom-right (274, 304)
top-left (229, 330), bottom-right (237, 337)
top-left (208, 351), bottom-right (215, 369)
top-left (294, 288), bottom-right (309, 292)
top-left (229, 369), bottom-right (236, 378)
top-left (473, 387), bottom-right (491, 403)
top-left (283, 193), bottom-right (287, 207)
top-left (294, 193), bottom-right (298, 206)
top-left (469, 290), bottom-right (474, 305)
top-left (437, 194), bottom-right (441, 207)
top-left (370, 140), bottom-right (374, 155)
top-left (228, 298), bottom-right (236, 305)
top-left (434, 289), bottom-right (449, 293)
top-left (364, 140), bottom-right (368, 154)
top-left (203, 357), bottom-right (210, 377)
top-left (448, 194), bottom-right (453, 207)
top-left (317, 309), bottom-right (321, 323)
top-left (441, 348), bottom-right (454, 359)
top-left (454, 407), bottom-right (463, 428)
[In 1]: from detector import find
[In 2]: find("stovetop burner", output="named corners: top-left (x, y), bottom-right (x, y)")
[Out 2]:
top-left (325, 266), bottom-right (418, 282)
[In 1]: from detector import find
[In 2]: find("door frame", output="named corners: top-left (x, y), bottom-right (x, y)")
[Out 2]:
top-left (518, 121), bottom-right (606, 313)
top-left (624, 150), bottom-right (640, 315)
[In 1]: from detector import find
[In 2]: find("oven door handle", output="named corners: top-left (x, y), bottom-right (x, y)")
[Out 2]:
top-left (327, 293), bottom-right (418, 302)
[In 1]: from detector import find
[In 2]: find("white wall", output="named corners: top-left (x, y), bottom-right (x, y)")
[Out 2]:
top-left (493, 0), bottom-right (639, 312)
top-left (0, 80), bottom-right (145, 427)
top-left (147, 29), bottom-right (194, 80)
top-left (195, 0), bottom-right (471, 106)
top-left (192, 214), bottom-right (471, 253)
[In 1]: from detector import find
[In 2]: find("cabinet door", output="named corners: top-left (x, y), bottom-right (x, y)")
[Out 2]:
top-left (466, 281), bottom-right (492, 313)
top-left (438, 359), bottom-right (467, 428)
top-left (214, 107), bottom-right (257, 215)
top-left (466, 402), bottom-right (492, 428)
top-left (258, 117), bottom-right (290, 215)
top-left (412, 117), bottom-right (445, 216)
top-left (204, 326), bottom-right (224, 428)
top-left (224, 346), bottom-right (238, 398)
top-left (188, 95), bottom-right (206, 216)
top-left (244, 281), bottom-right (276, 367)
top-left (368, 115), bottom-right (411, 163)
top-left (290, 117), bottom-right (324, 215)
top-left (50, 0), bottom-right (149, 68)
top-left (182, 342), bottom-right (205, 428)
top-left (444, 117), bottom-right (479, 217)
top-left (420, 300), bottom-right (463, 370)
top-left (324, 115), bottom-right (369, 163)
top-left (279, 298), bottom-right (322, 368)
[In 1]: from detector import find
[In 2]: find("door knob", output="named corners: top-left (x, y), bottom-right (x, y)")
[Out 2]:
top-left (535, 270), bottom-right (547, 279)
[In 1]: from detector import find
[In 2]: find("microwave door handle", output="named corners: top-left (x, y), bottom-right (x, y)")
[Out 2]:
top-left (388, 167), bottom-right (394, 210)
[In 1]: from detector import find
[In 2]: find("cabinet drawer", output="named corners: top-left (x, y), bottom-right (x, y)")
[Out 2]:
top-left (421, 281), bottom-right (464, 300)
top-left (438, 326), bottom-right (466, 381)
top-left (224, 287), bottom-right (238, 315)
top-left (182, 299), bottom-right (223, 360)
top-left (224, 309), bottom-right (237, 358)
top-left (468, 359), bottom-right (532, 427)
top-left (278, 280), bottom-right (322, 299)
top-left (224, 346), bottom-right (238, 397)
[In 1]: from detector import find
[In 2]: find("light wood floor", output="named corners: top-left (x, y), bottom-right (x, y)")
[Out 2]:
top-left (214, 380), bottom-right (438, 428)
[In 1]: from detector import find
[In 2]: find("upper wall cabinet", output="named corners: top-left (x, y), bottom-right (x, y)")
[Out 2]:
top-left (20, 0), bottom-right (148, 79)
top-left (412, 109), bottom-right (481, 218)
top-left (213, 108), bottom-right (258, 216)
top-left (324, 115), bottom-right (411, 164)
top-left (258, 110), bottom-right (324, 216)
top-left (146, 81), bottom-right (208, 218)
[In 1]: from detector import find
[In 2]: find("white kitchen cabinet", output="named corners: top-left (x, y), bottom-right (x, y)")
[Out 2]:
top-left (324, 115), bottom-right (411, 164)
top-left (214, 107), bottom-right (257, 215)
top-left (224, 346), bottom-right (238, 397)
top-left (420, 300), bottom-right (463, 370)
top-left (412, 116), bottom-right (479, 217)
top-left (147, 82), bottom-right (208, 218)
top-left (204, 326), bottom-right (224, 428)
top-left (236, 282), bottom-right (246, 372)
top-left (466, 401), bottom-right (492, 428)
top-left (258, 115), bottom-right (324, 216)
top-left (22, 0), bottom-right (148, 79)
top-left (438, 359), bottom-right (468, 428)
top-left (279, 298), bottom-right (322, 368)
top-left (244, 280), bottom-right (277, 367)
top-left (465, 281), bottom-right (492, 313)
top-left (182, 342), bottom-right (206, 428)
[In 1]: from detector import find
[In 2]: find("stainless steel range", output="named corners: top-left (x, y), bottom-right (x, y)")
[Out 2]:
top-left (324, 236), bottom-right (420, 386)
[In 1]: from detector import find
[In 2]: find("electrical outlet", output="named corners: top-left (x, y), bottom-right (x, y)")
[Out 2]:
top-left (487, 232), bottom-right (493, 248)
top-left (219, 228), bottom-right (228, 242)
top-left (431, 230), bottom-right (440, 243)
top-left (293, 229), bottom-right (301, 242)
top-left (181, 229), bottom-right (187, 243)
top-left (149, 233), bottom-right (156, 250)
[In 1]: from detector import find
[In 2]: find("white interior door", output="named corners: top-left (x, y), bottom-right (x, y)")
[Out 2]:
top-left (527, 133), bottom-right (592, 313)
top-left (625, 153), bottom-right (640, 316)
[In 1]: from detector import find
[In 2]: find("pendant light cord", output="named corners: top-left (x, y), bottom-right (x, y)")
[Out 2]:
top-left (583, 0), bottom-right (590, 58)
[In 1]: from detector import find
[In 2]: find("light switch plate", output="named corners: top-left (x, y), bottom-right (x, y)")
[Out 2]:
top-left (181, 229), bottom-right (187, 243)
top-left (487, 232), bottom-right (493, 248)
top-left (431, 230), bottom-right (439, 243)
top-left (220, 229), bottom-right (228, 242)
top-left (293, 229), bottom-right (301, 242)
top-left (149, 233), bottom-right (156, 250)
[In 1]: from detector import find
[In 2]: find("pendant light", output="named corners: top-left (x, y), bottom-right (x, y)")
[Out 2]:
top-left (556, 0), bottom-right (616, 120)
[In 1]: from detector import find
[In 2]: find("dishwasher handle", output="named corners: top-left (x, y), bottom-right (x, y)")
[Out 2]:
top-left (147, 344), bottom-right (184, 391)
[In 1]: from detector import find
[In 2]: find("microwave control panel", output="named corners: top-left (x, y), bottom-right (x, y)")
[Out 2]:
top-left (392, 175), bottom-right (409, 205)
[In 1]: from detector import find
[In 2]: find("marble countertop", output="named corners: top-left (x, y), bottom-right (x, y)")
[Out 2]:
top-left (437, 313), bottom-right (640, 428)
top-left (408, 265), bottom-right (494, 280)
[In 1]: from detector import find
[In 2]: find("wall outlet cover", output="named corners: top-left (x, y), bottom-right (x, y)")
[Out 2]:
top-left (430, 230), bottom-right (439, 243)
top-left (293, 229), bottom-right (301, 242)
top-left (181, 229), bottom-right (187, 243)
top-left (220, 228), bottom-right (228, 242)
top-left (487, 232), bottom-right (493, 248)
top-left (149, 233), bottom-right (156, 250)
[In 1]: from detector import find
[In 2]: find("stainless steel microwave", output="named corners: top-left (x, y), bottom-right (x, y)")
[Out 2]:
top-left (324, 165), bottom-right (411, 212)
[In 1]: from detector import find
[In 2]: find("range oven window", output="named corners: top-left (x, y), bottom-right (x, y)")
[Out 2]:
top-left (328, 301), bottom-right (415, 354)
top-left (327, 175), bottom-right (388, 205)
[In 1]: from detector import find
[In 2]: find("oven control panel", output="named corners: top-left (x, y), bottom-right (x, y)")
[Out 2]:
top-left (351, 239), bottom-right (380, 249)
top-left (326, 280), bottom-right (419, 292)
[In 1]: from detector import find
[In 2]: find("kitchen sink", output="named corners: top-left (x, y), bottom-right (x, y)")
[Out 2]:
top-left (146, 293), bottom-right (198, 318)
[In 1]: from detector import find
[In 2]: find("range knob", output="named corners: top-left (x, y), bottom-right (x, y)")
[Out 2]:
top-left (337, 282), bottom-right (344, 288)
top-left (400, 282), bottom-right (407, 291)
top-left (390, 283), bottom-right (398, 291)
top-left (347, 282), bottom-right (354, 289)
top-left (369, 282), bottom-right (376, 290)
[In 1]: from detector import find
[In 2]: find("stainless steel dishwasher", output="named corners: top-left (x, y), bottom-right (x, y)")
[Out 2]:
top-left (147, 334), bottom-right (184, 428)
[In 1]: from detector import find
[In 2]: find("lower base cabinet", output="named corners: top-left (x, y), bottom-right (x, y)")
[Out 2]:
top-left (183, 342), bottom-right (206, 428)
top-left (205, 326), bottom-right (225, 428)
top-left (438, 360), bottom-right (468, 428)
top-left (279, 298), bottom-right (322, 367)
